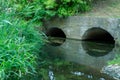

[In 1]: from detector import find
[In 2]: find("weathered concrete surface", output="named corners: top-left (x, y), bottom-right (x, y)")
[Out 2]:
top-left (44, 16), bottom-right (120, 45)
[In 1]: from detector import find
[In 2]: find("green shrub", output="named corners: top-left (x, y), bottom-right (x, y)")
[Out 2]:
top-left (6, 0), bottom-right (92, 21)
top-left (56, 0), bottom-right (92, 17)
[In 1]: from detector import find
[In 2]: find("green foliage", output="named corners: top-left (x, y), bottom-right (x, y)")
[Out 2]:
top-left (4, 0), bottom-right (92, 22)
top-left (0, 0), bottom-right (93, 79)
top-left (108, 54), bottom-right (120, 65)
top-left (108, 48), bottom-right (120, 65)
top-left (57, 0), bottom-right (91, 17)
top-left (0, 12), bottom-right (43, 79)
top-left (0, 0), bottom-right (92, 22)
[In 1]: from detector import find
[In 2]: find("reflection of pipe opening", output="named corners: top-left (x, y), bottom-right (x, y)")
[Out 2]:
top-left (82, 28), bottom-right (115, 44)
top-left (82, 27), bottom-right (115, 57)
top-left (82, 41), bottom-right (114, 57)
top-left (46, 27), bottom-right (66, 46)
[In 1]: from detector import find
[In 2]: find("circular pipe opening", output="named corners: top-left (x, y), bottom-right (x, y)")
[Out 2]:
top-left (82, 27), bottom-right (115, 57)
top-left (82, 27), bottom-right (115, 44)
top-left (46, 27), bottom-right (66, 46)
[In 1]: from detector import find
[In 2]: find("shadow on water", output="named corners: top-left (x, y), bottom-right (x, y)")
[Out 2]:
top-left (40, 37), bottom-right (118, 80)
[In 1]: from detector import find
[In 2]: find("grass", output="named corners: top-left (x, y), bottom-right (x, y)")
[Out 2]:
top-left (0, 5), bottom-right (44, 80)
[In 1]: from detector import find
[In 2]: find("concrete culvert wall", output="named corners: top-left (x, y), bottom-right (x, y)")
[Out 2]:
top-left (44, 16), bottom-right (120, 46)
top-left (82, 27), bottom-right (115, 44)
top-left (46, 27), bottom-right (66, 46)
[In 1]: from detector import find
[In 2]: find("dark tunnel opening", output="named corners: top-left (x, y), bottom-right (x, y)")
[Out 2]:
top-left (82, 27), bottom-right (115, 44)
top-left (46, 27), bottom-right (66, 46)
top-left (46, 27), bottom-right (66, 38)
top-left (82, 27), bottom-right (115, 57)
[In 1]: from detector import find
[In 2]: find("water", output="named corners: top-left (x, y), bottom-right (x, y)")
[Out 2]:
top-left (41, 37), bottom-right (119, 80)
top-left (46, 62), bottom-right (115, 80)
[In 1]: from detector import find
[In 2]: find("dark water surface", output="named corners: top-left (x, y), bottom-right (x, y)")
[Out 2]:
top-left (41, 37), bottom-right (118, 80)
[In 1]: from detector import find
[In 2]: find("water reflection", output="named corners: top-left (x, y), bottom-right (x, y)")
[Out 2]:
top-left (44, 38), bottom-right (117, 69)
top-left (42, 38), bottom-right (118, 80)
top-left (49, 70), bottom-right (55, 80)
top-left (47, 37), bottom-right (65, 46)
top-left (82, 41), bottom-right (115, 57)
top-left (47, 62), bottom-right (115, 80)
